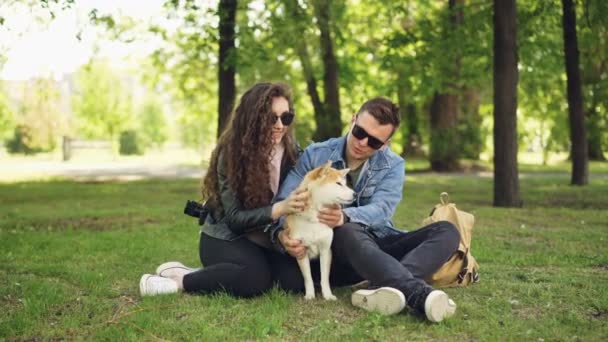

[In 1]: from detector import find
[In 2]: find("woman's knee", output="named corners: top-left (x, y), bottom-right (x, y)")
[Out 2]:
top-left (274, 271), bottom-right (305, 294)
top-left (233, 265), bottom-right (272, 298)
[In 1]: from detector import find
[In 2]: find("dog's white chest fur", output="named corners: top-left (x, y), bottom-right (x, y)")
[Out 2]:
top-left (284, 161), bottom-right (355, 300)
top-left (289, 214), bottom-right (333, 259)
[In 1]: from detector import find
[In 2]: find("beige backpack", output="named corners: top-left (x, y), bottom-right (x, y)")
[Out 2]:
top-left (423, 192), bottom-right (480, 288)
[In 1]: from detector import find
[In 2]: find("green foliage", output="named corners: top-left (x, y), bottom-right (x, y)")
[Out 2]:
top-left (118, 129), bottom-right (143, 155)
top-left (517, 0), bottom-right (569, 158)
top-left (430, 128), bottom-right (460, 170)
top-left (0, 90), bottom-right (14, 140)
top-left (87, 0), bottom-right (608, 160)
top-left (71, 60), bottom-right (134, 140)
top-left (579, 0), bottom-right (608, 159)
top-left (4, 125), bottom-right (42, 154)
top-left (142, 2), bottom-right (219, 149)
top-left (138, 96), bottom-right (168, 149)
top-left (458, 115), bottom-right (485, 160)
top-left (6, 79), bottom-right (64, 152)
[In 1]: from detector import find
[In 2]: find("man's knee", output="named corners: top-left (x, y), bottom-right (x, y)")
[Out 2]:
top-left (333, 222), bottom-right (367, 239)
top-left (436, 221), bottom-right (461, 252)
top-left (332, 223), bottom-right (374, 256)
top-left (333, 223), bottom-right (367, 244)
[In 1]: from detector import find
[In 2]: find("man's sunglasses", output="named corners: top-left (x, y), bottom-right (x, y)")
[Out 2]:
top-left (351, 124), bottom-right (387, 150)
top-left (271, 111), bottom-right (295, 126)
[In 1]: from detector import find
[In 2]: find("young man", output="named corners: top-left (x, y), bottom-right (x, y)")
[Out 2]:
top-left (270, 97), bottom-right (460, 323)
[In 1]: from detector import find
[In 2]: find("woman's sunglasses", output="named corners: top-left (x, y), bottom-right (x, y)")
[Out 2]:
top-left (351, 124), bottom-right (386, 150)
top-left (271, 111), bottom-right (295, 126)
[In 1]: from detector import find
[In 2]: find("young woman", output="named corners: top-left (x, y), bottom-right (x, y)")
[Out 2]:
top-left (139, 82), bottom-right (307, 297)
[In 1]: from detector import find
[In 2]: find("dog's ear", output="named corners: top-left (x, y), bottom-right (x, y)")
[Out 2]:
top-left (320, 160), bottom-right (333, 175)
top-left (339, 168), bottom-right (350, 177)
top-left (304, 160), bottom-right (333, 184)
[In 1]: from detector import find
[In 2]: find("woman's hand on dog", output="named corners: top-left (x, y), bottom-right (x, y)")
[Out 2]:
top-left (318, 204), bottom-right (344, 228)
top-left (271, 188), bottom-right (309, 220)
top-left (278, 230), bottom-right (307, 259)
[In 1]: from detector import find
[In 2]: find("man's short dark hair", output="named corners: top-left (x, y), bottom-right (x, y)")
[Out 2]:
top-left (356, 97), bottom-right (400, 128)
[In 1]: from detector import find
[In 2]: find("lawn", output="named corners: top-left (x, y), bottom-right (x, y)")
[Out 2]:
top-left (1, 171), bottom-right (607, 340)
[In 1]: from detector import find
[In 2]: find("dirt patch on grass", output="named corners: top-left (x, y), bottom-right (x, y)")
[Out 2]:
top-left (588, 307), bottom-right (608, 320)
top-left (593, 263), bottom-right (608, 271)
top-left (16, 216), bottom-right (162, 232)
top-left (281, 298), bottom-right (361, 337)
top-left (107, 295), bottom-right (141, 323)
top-left (2, 293), bottom-right (24, 311)
top-left (513, 306), bottom-right (545, 320)
top-left (543, 198), bottom-right (606, 210)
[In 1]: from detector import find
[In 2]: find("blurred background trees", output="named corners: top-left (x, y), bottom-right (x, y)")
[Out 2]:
top-left (1, 0), bottom-right (607, 199)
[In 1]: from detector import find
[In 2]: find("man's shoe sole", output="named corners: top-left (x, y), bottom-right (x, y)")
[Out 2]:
top-left (139, 274), bottom-right (153, 296)
top-left (424, 290), bottom-right (457, 322)
top-left (351, 287), bottom-right (406, 315)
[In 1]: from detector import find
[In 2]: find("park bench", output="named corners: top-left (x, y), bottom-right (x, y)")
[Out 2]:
top-left (62, 136), bottom-right (113, 161)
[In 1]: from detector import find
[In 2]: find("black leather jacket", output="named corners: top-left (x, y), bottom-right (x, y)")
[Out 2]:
top-left (200, 149), bottom-right (297, 241)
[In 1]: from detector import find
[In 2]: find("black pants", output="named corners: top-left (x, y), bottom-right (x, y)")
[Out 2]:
top-left (183, 221), bottom-right (459, 298)
top-left (182, 233), bottom-right (273, 298)
top-left (271, 221), bottom-right (460, 296)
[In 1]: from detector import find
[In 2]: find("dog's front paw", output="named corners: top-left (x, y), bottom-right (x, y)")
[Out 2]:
top-left (323, 293), bottom-right (337, 301)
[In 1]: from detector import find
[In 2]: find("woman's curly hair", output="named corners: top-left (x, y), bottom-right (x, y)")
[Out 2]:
top-left (201, 82), bottom-right (298, 214)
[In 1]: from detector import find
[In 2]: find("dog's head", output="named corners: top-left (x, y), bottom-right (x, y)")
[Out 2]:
top-left (298, 161), bottom-right (356, 206)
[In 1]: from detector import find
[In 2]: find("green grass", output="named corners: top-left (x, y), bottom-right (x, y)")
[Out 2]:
top-left (1, 174), bottom-right (607, 341)
top-left (404, 154), bottom-right (608, 175)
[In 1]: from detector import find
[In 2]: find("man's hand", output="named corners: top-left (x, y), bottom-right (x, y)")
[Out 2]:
top-left (278, 230), bottom-right (307, 259)
top-left (318, 204), bottom-right (344, 228)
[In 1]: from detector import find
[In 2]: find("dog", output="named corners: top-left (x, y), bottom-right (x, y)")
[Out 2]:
top-left (285, 161), bottom-right (355, 300)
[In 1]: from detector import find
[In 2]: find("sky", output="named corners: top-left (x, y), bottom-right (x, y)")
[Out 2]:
top-left (0, 0), bottom-right (166, 81)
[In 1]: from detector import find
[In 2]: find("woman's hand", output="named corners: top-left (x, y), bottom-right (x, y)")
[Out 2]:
top-left (278, 230), bottom-right (307, 259)
top-left (271, 188), bottom-right (309, 220)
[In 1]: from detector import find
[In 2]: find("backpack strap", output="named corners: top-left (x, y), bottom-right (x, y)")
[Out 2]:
top-left (457, 249), bottom-right (469, 284)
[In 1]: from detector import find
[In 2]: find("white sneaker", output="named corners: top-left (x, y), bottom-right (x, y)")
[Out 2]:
top-left (424, 290), bottom-right (457, 322)
top-left (139, 274), bottom-right (179, 296)
top-left (351, 287), bottom-right (406, 315)
top-left (155, 261), bottom-right (196, 278)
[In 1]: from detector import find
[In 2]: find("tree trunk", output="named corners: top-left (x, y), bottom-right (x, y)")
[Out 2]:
top-left (561, 0), bottom-right (589, 185)
top-left (493, 0), bottom-right (522, 207)
top-left (587, 106), bottom-right (606, 161)
top-left (217, 0), bottom-right (237, 138)
top-left (313, 0), bottom-right (342, 141)
top-left (429, 0), bottom-right (463, 172)
top-left (298, 43), bottom-right (325, 126)
top-left (404, 103), bottom-right (425, 157)
top-left (430, 93), bottom-right (460, 171)
top-left (396, 69), bottom-right (424, 158)
top-left (459, 89), bottom-right (482, 160)
top-left (286, 0), bottom-right (324, 129)
top-left (586, 83), bottom-right (605, 160)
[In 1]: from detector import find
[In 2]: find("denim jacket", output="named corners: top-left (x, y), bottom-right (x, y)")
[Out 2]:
top-left (270, 135), bottom-right (405, 242)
